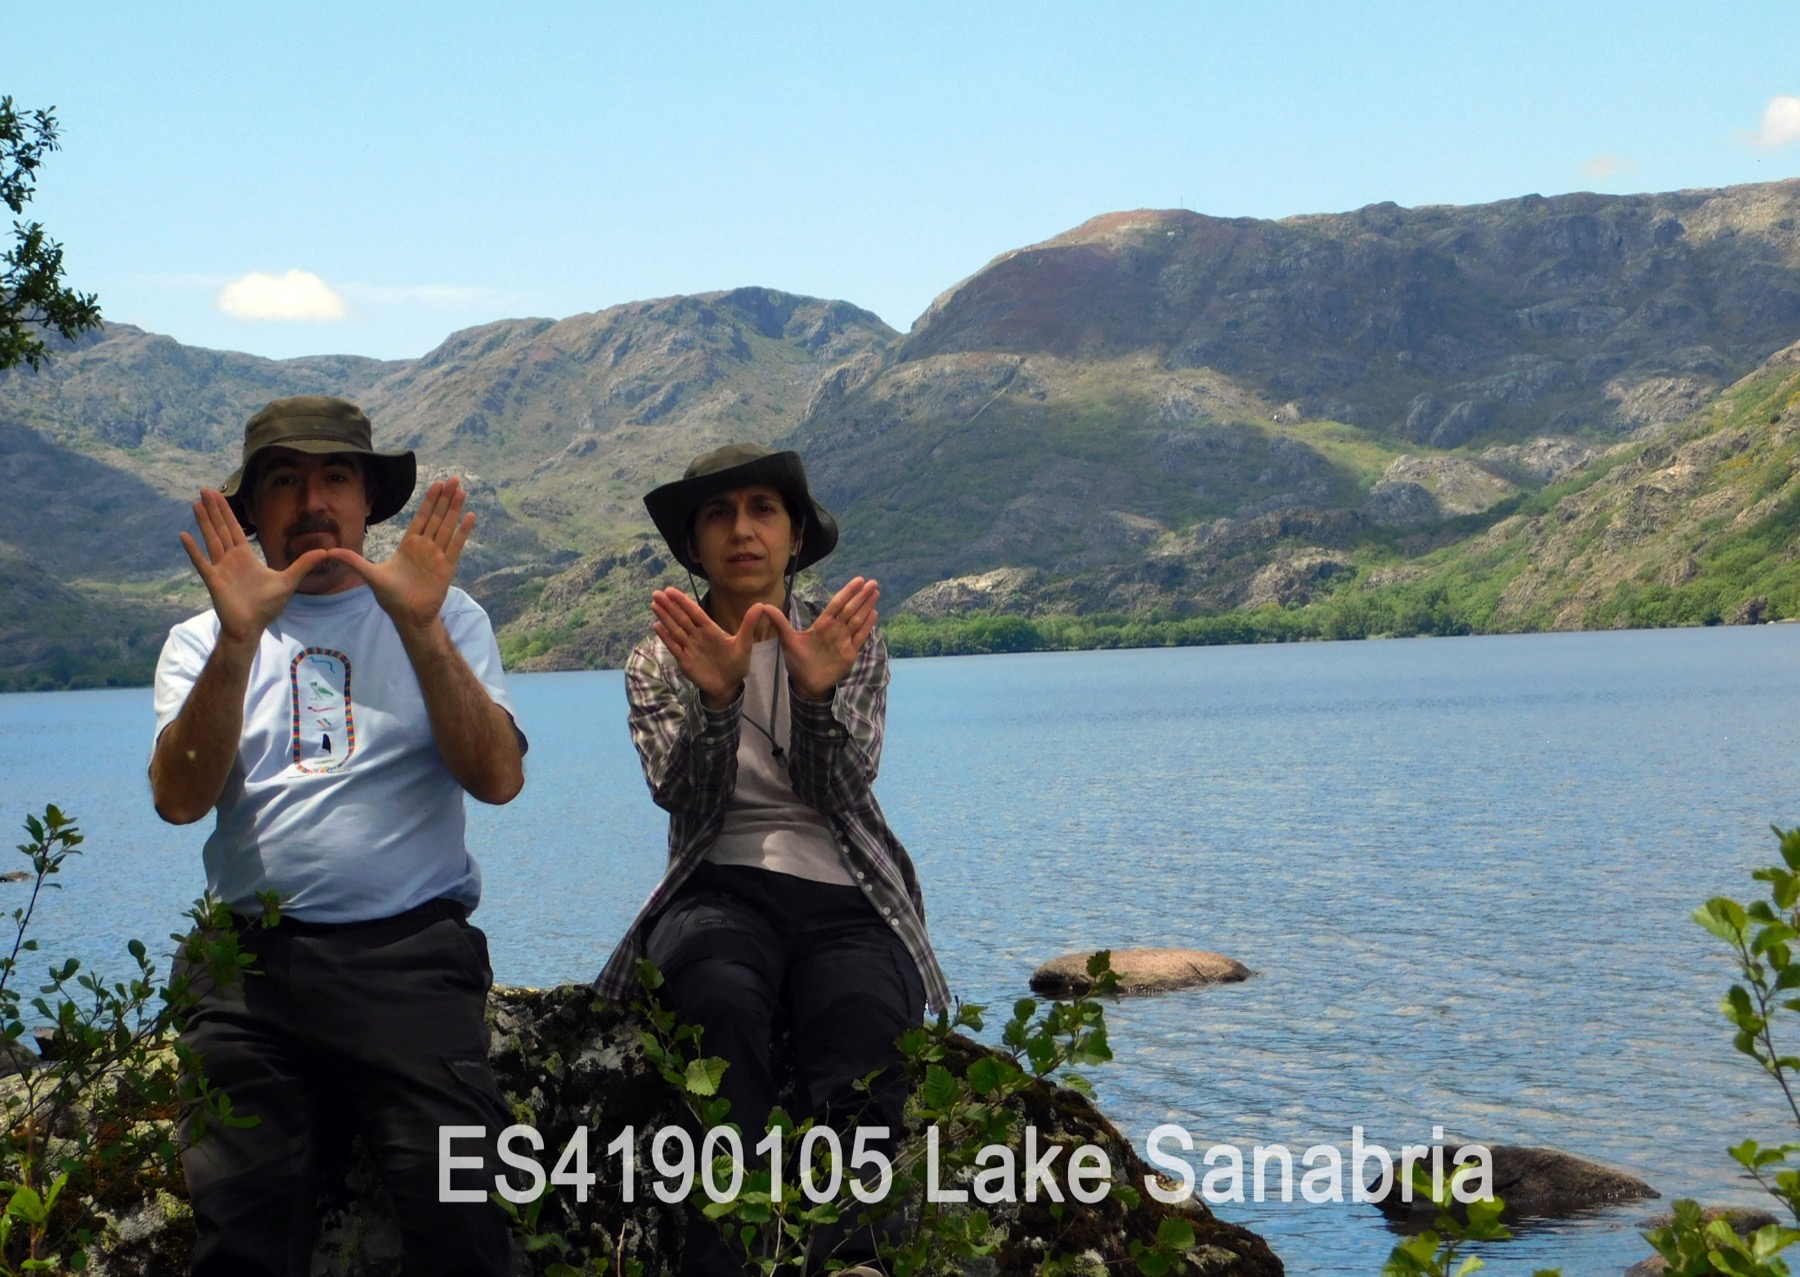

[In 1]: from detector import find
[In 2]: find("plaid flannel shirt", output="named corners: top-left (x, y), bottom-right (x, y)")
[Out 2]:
top-left (594, 598), bottom-right (951, 1011)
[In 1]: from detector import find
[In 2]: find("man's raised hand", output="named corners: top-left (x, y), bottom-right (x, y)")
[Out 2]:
top-left (758, 577), bottom-right (879, 701)
top-left (651, 588), bottom-right (759, 708)
top-left (327, 477), bottom-right (473, 632)
top-left (179, 488), bottom-right (326, 645)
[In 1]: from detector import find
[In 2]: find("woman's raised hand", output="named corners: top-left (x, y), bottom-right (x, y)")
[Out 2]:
top-left (652, 588), bottom-right (760, 708)
top-left (756, 577), bottom-right (878, 701)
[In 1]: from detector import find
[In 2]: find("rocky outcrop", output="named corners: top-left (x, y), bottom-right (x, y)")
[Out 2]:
top-left (1364, 480), bottom-right (1439, 527)
top-left (1366, 1144), bottom-right (1656, 1223)
top-left (1245, 551), bottom-right (1354, 608)
top-left (1030, 950), bottom-right (1251, 997)
top-left (1478, 437), bottom-right (1599, 486)
top-left (1372, 456), bottom-right (1520, 517)
top-left (902, 567), bottom-right (1048, 618)
top-left (79, 985), bottom-right (1281, 1277)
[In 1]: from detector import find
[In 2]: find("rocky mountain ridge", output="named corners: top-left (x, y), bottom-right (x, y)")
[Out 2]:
top-left (7, 179), bottom-right (1800, 685)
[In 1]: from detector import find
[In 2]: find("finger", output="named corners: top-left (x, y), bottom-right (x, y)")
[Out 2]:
top-left (192, 494), bottom-right (232, 562)
top-left (679, 594), bottom-right (734, 644)
top-left (823, 576), bottom-right (866, 616)
top-left (651, 593), bottom-right (694, 635)
top-left (840, 580), bottom-right (879, 626)
top-left (178, 531), bottom-right (214, 584)
top-left (428, 482), bottom-right (468, 548)
top-left (849, 608), bottom-right (878, 649)
top-left (652, 619), bottom-right (686, 655)
top-left (729, 608), bottom-right (766, 648)
top-left (283, 548), bottom-right (330, 579)
top-left (757, 604), bottom-right (796, 638)
top-left (653, 600), bottom-right (710, 649)
top-left (408, 480), bottom-right (447, 540)
top-left (206, 488), bottom-right (251, 548)
top-left (446, 512), bottom-right (475, 561)
top-left (669, 589), bottom-right (712, 626)
top-left (320, 548), bottom-right (373, 580)
top-left (190, 500), bottom-right (224, 563)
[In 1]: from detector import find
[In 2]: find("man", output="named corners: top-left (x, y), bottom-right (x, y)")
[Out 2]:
top-left (150, 395), bottom-right (526, 1277)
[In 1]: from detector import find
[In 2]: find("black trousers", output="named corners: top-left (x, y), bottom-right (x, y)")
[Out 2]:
top-left (178, 902), bottom-right (512, 1277)
top-left (647, 862), bottom-right (926, 1277)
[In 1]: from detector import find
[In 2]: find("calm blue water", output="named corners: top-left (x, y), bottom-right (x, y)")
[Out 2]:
top-left (4, 626), bottom-right (1799, 1275)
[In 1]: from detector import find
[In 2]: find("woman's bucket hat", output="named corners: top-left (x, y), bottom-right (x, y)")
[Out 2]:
top-left (643, 443), bottom-right (838, 576)
top-left (221, 396), bottom-right (417, 533)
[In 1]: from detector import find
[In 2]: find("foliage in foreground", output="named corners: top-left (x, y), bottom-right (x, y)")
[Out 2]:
top-left (603, 950), bottom-right (1207, 1277)
top-left (0, 807), bottom-right (260, 1272)
top-left (0, 97), bottom-right (101, 372)
top-left (1379, 1163), bottom-right (1559, 1277)
top-left (1661, 825), bottom-right (1800, 1275)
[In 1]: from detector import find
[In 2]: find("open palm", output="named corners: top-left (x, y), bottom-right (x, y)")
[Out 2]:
top-left (180, 488), bottom-right (326, 643)
top-left (758, 577), bottom-right (879, 700)
top-left (651, 587), bottom-right (760, 706)
top-left (328, 478), bottom-right (472, 631)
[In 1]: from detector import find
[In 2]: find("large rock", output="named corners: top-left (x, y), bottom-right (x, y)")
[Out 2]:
top-left (77, 984), bottom-right (1281, 1277)
top-left (1245, 550), bottom-right (1354, 609)
top-left (1364, 479), bottom-right (1439, 526)
top-left (1374, 455), bottom-right (1520, 518)
top-left (901, 567), bottom-right (1047, 618)
top-left (1030, 949), bottom-right (1251, 997)
top-left (1367, 1143), bottom-right (1656, 1223)
top-left (1478, 437), bottom-right (1599, 486)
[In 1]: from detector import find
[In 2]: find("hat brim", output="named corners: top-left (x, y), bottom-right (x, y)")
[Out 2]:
top-left (222, 441), bottom-right (417, 533)
top-left (644, 452), bottom-right (838, 575)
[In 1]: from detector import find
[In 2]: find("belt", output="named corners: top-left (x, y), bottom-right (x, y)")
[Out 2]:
top-left (235, 896), bottom-right (469, 937)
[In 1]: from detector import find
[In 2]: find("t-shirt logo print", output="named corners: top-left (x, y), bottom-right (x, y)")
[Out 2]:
top-left (289, 649), bottom-right (355, 773)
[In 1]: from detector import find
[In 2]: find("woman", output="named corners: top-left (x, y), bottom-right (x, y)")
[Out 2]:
top-left (596, 443), bottom-right (949, 1277)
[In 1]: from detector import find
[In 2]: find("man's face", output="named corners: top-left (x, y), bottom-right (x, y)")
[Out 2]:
top-left (246, 448), bottom-right (372, 595)
top-left (689, 484), bottom-right (798, 600)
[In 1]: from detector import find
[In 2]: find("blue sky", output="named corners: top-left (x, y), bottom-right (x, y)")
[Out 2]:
top-left (10, 1), bottom-right (1800, 361)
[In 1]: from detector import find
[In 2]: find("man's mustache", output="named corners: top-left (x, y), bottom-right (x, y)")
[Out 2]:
top-left (283, 517), bottom-right (341, 567)
top-left (284, 516), bottom-right (339, 541)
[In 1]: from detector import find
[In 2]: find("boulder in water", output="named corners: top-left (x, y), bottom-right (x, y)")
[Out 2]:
top-left (1030, 948), bottom-right (1251, 996)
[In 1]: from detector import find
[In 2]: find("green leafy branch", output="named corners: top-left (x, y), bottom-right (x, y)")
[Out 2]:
top-left (1633, 824), bottom-right (1800, 1275)
top-left (0, 808), bottom-right (263, 1273)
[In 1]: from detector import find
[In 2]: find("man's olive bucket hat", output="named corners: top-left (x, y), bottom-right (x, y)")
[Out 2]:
top-left (643, 443), bottom-right (838, 576)
top-left (221, 396), bottom-right (417, 533)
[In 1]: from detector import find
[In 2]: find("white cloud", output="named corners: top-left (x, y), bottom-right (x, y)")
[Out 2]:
top-left (1754, 95), bottom-right (1800, 149)
top-left (1579, 154), bottom-right (1637, 181)
top-left (215, 269), bottom-right (348, 321)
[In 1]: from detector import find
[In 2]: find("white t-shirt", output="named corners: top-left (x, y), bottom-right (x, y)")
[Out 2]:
top-left (706, 638), bottom-right (853, 886)
top-left (152, 584), bottom-right (521, 923)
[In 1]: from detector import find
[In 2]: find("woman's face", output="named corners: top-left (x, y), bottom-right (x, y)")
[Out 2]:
top-left (689, 483), bottom-right (800, 602)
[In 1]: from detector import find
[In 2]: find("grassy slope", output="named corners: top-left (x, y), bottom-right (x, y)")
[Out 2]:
top-left (882, 358), bottom-right (1800, 659)
top-left (0, 552), bottom-right (191, 692)
top-left (884, 353), bottom-right (1800, 657)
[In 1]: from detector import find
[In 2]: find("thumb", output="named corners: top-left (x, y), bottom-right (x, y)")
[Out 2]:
top-left (281, 549), bottom-right (330, 582)
top-left (729, 603), bottom-right (766, 644)
top-left (758, 603), bottom-right (797, 637)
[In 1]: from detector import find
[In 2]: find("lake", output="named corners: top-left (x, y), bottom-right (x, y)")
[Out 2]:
top-left (3, 625), bottom-right (1798, 1274)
